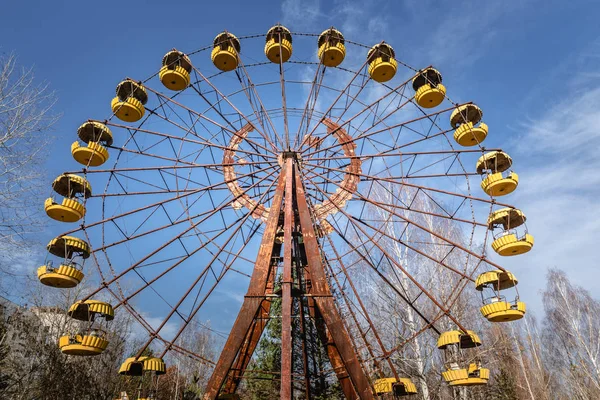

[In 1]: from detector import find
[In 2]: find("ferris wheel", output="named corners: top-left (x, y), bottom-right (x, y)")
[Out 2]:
top-left (37, 25), bottom-right (534, 399)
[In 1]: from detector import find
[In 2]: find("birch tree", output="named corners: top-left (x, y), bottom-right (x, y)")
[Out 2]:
top-left (542, 268), bottom-right (600, 400)
top-left (0, 54), bottom-right (57, 295)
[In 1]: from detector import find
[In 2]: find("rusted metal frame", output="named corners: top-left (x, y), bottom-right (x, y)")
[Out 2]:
top-left (107, 143), bottom-right (202, 167)
top-left (302, 103), bottom-right (463, 158)
top-left (293, 163), bottom-right (375, 400)
top-left (158, 216), bottom-right (266, 359)
top-left (136, 172), bottom-right (281, 361)
top-left (400, 153), bottom-right (459, 181)
top-left (105, 120), bottom-right (276, 160)
top-left (300, 246), bottom-right (359, 400)
top-left (115, 210), bottom-right (255, 312)
top-left (223, 255), bottom-right (279, 393)
top-left (322, 253), bottom-right (386, 379)
top-left (313, 169), bottom-right (504, 273)
top-left (203, 170), bottom-right (287, 400)
top-left (305, 165), bottom-right (470, 241)
top-left (189, 65), bottom-right (279, 153)
top-left (380, 252), bottom-right (486, 363)
top-left (146, 90), bottom-right (229, 156)
top-left (112, 168), bottom-right (279, 309)
top-left (322, 212), bottom-right (440, 334)
top-left (299, 56), bottom-right (370, 146)
top-left (302, 161), bottom-right (513, 209)
top-left (144, 86), bottom-right (276, 159)
top-left (91, 186), bottom-right (259, 198)
top-left (336, 81), bottom-right (408, 165)
top-left (281, 157), bottom-right (294, 399)
top-left (293, 52), bottom-right (325, 149)
top-left (320, 201), bottom-right (469, 333)
top-left (295, 248), bottom-right (313, 400)
top-left (87, 164), bottom-right (279, 254)
top-left (381, 268), bottom-right (489, 363)
top-left (235, 57), bottom-right (285, 149)
top-left (109, 170), bottom-right (171, 195)
top-left (300, 75), bottom-right (416, 157)
top-left (88, 271), bottom-right (217, 365)
top-left (360, 184), bottom-right (488, 228)
top-left (67, 163), bottom-right (276, 245)
top-left (304, 175), bottom-right (461, 327)
top-left (86, 165), bottom-right (278, 301)
top-left (306, 170), bottom-right (475, 281)
top-left (326, 219), bottom-right (442, 337)
top-left (307, 147), bottom-right (501, 162)
top-left (112, 301), bottom-right (216, 367)
top-left (71, 160), bottom-right (273, 175)
top-left (323, 233), bottom-right (399, 380)
top-left (160, 100), bottom-right (273, 176)
top-left (276, 32), bottom-right (291, 149)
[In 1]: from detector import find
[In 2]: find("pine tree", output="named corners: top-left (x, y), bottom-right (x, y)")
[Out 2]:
top-left (486, 367), bottom-right (518, 400)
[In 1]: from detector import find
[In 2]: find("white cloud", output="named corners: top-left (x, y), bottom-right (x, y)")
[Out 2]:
top-left (131, 312), bottom-right (179, 342)
top-left (495, 57), bottom-right (600, 312)
top-left (281, 0), bottom-right (322, 31)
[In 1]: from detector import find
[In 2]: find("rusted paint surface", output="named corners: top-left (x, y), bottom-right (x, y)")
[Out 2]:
top-left (280, 158), bottom-right (294, 399)
top-left (294, 164), bottom-right (374, 400)
top-left (203, 170), bottom-right (286, 400)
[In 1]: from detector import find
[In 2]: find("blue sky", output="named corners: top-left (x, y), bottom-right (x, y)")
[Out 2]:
top-left (2, 0), bottom-right (599, 342)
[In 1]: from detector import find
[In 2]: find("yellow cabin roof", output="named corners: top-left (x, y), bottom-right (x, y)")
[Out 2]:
top-left (487, 207), bottom-right (526, 230)
top-left (52, 174), bottom-right (92, 198)
top-left (450, 104), bottom-right (483, 128)
top-left (119, 356), bottom-right (166, 376)
top-left (437, 330), bottom-right (482, 349)
top-left (68, 300), bottom-right (114, 321)
top-left (475, 270), bottom-right (518, 291)
top-left (476, 151), bottom-right (513, 174)
top-left (412, 67), bottom-right (442, 91)
top-left (162, 49), bottom-right (192, 71)
top-left (266, 25), bottom-right (292, 42)
top-left (77, 121), bottom-right (113, 145)
top-left (367, 42), bottom-right (395, 60)
top-left (374, 377), bottom-right (417, 395)
top-left (47, 235), bottom-right (91, 259)
top-left (115, 79), bottom-right (148, 104)
top-left (318, 28), bottom-right (345, 47)
top-left (213, 32), bottom-right (241, 52)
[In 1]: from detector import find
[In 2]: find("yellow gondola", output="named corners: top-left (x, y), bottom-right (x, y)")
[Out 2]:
top-left (44, 174), bottom-right (91, 223)
top-left (59, 330), bottom-right (109, 356)
top-left (317, 28), bottom-right (345, 67)
top-left (437, 330), bottom-right (482, 349)
top-left (60, 299), bottom-right (114, 356)
top-left (46, 235), bottom-right (90, 259)
top-left (71, 121), bottom-right (113, 167)
top-left (111, 79), bottom-right (148, 122)
top-left (488, 208), bottom-right (534, 256)
top-left (476, 270), bottom-right (526, 322)
top-left (212, 32), bottom-right (241, 71)
top-left (442, 363), bottom-right (490, 386)
top-left (40, 235), bottom-right (90, 288)
top-left (476, 151), bottom-right (519, 196)
top-left (450, 104), bottom-right (488, 146)
top-left (68, 300), bottom-right (114, 321)
top-left (367, 43), bottom-right (397, 83)
top-left (160, 50), bottom-right (192, 91)
top-left (438, 330), bottom-right (488, 387)
top-left (37, 263), bottom-right (84, 288)
top-left (374, 377), bottom-right (418, 396)
top-left (412, 68), bottom-right (446, 108)
top-left (265, 25), bottom-right (292, 63)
